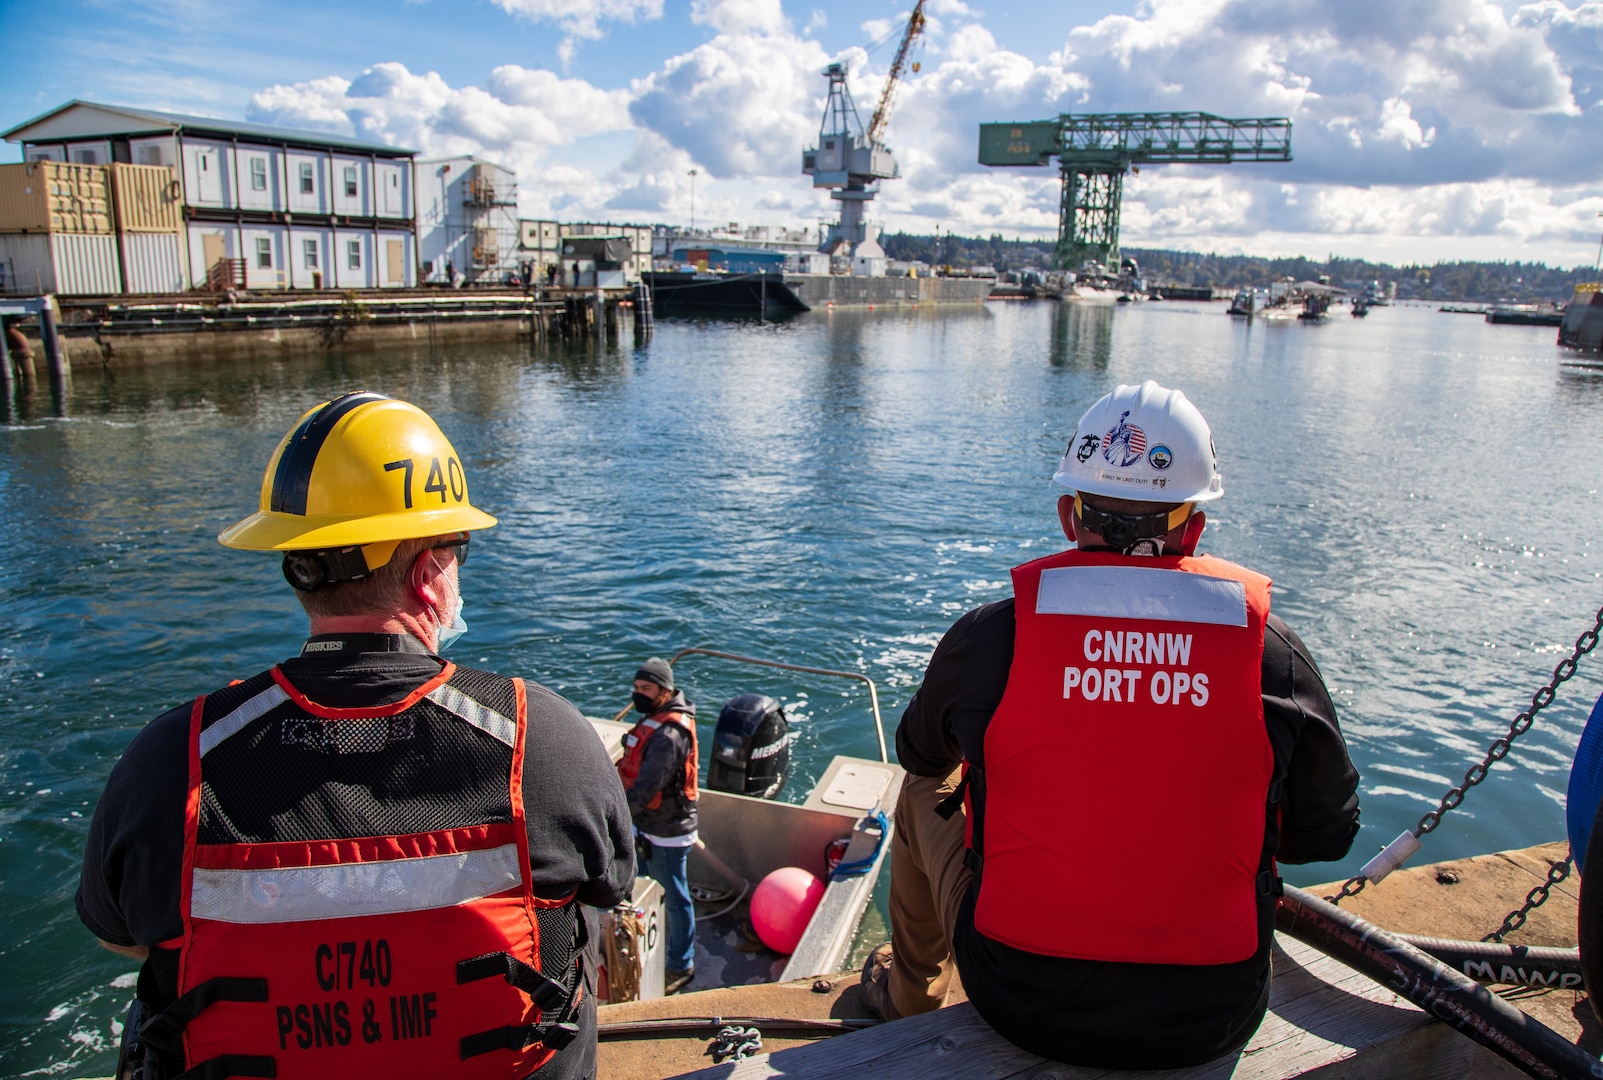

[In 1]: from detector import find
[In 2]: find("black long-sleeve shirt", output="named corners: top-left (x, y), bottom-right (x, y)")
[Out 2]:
top-left (623, 692), bottom-right (699, 839)
top-left (78, 639), bottom-right (634, 1080)
top-left (897, 596), bottom-right (1360, 1068)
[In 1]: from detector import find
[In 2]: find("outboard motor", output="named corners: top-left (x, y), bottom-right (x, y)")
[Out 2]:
top-left (707, 693), bottom-right (790, 799)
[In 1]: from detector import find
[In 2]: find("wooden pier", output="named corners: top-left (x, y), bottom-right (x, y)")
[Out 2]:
top-left (593, 841), bottom-right (1595, 1080)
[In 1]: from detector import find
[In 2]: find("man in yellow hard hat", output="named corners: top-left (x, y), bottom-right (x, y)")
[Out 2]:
top-left (77, 392), bottom-right (634, 1080)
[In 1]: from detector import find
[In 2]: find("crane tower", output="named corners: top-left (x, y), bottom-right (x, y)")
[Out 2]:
top-left (978, 113), bottom-right (1292, 270)
top-left (802, 1), bottom-right (925, 271)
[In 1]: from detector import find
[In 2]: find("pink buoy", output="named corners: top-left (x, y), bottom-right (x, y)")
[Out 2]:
top-left (750, 867), bottom-right (825, 954)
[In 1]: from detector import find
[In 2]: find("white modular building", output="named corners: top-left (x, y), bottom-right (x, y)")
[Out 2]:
top-left (3, 100), bottom-right (417, 291)
top-left (415, 157), bottom-right (519, 286)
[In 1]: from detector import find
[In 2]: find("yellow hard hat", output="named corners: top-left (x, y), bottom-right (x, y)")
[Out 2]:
top-left (219, 392), bottom-right (498, 575)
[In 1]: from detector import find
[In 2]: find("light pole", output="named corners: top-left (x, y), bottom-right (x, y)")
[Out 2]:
top-left (1594, 211), bottom-right (1602, 278)
top-left (688, 168), bottom-right (698, 234)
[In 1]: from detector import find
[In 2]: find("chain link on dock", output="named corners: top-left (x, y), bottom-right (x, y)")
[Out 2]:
top-left (1327, 599), bottom-right (1603, 905)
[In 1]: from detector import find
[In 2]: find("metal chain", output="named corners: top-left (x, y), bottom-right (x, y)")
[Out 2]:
top-left (1327, 600), bottom-right (1603, 904)
top-left (1483, 855), bottom-right (1573, 943)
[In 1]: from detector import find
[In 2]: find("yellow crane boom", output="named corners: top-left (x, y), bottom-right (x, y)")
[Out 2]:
top-left (866, 0), bottom-right (926, 144)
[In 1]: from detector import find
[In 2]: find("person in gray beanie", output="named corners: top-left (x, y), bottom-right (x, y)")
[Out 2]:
top-left (617, 658), bottom-right (699, 993)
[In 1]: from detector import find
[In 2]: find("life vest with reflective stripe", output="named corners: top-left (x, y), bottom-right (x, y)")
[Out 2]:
top-left (973, 549), bottom-right (1273, 966)
top-left (616, 711), bottom-right (698, 811)
top-left (169, 662), bottom-right (577, 1079)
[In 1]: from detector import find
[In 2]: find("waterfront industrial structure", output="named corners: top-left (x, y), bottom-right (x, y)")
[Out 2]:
top-left (978, 113), bottom-right (1292, 269)
top-left (801, 0), bottom-right (925, 275)
top-left (0, 160), bottom-right (182, 295)
top-left (416, 156), bottom-right (517, 286)
top-left (3, 100), bottom-right (418, 292)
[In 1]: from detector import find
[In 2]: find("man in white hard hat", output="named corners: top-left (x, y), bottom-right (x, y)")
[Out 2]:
top-left (866, 381), bottom-right (1360, 1067)
top-left (78, 392), bottom-right (634, 1080)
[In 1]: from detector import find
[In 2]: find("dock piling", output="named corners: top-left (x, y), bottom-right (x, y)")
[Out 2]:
top-left (632, 283), bottom-right (653, 343)
top-left (39, 296), bottom-right (69, 407)
top-left (0, 316), bottom-right (12, 401)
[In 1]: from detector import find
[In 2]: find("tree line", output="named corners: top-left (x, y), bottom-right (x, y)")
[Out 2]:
top-left (879, 232), bottom-right (1598, 303)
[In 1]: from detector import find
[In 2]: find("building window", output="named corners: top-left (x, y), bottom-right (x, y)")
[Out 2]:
top-left (347, 240), bottom-right (362, 270)
top-left (343, 166), bottom-right (358, 197)
top-left (303, 238), bottom-right (319, 269)
top-left (137, 145), bottom-right (164, 166)
top-left (72, 148), bottom-right (99, 164)
top-left (250, 157), bottom-right (267, 191)
top-left (299, 163), bottom-right (314, 194)
top-left (256, 238), bottom-right (272, 269)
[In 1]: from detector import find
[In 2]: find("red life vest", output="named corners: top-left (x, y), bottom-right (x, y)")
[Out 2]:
top-left (617, 710), bottom-right (699, 811)
top-left (156, 662), bottom-right (581, 1079)
top-left (973, 548), bottom-right (1274, 966)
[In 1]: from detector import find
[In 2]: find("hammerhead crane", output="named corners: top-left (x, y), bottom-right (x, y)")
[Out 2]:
top-left (979, 112), bottom-right (1292, 270)
top-left (801, 1), bottom-right (926, 267)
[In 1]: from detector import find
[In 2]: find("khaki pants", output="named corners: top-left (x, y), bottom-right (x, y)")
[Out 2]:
top-left (887, 766), bottom-right (973, 1017)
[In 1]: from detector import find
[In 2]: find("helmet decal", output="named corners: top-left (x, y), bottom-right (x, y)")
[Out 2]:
top-left (270, 391), bottom-right (390, 516)
top-left (1053, 381), bottom-right (1221, 503)
top-left (1101, 411), bottom-right (1147, 468)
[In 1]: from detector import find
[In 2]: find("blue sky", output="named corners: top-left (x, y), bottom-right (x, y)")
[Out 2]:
top-left (2, 0), bottom-right (1600, 264)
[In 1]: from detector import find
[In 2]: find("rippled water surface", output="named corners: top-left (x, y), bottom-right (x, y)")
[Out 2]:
top-left (3, 300), bottom-right (1601, 1074)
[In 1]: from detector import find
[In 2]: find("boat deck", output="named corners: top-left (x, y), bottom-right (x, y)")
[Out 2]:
top-left (623, 841), bottom-right (1597, 1079)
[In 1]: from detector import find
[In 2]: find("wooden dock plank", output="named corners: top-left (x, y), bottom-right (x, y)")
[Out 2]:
top-left (667, 936), bottom-right (1500, 1080)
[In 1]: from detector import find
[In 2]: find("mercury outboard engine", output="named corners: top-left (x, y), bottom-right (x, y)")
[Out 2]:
top-left (707, 693), bottom-right (790, 799)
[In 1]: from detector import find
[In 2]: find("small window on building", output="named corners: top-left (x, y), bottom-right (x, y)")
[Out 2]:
top-left (303, 238), bottom-right (319, 269)
top-left (250, 158), bottom-right (267, 191)
top-left (256, 238), bottom-right (272, 269)
top-left (72, 148), bottom-right (99, 164)
top-left (343, 166), bottom-right (358, 197)
top-left (347, 240), bottom-right (361, 270)
top-left (299, 163), bottom-right (314, 195)
top-left (138, 145), bottom-right (164, 166)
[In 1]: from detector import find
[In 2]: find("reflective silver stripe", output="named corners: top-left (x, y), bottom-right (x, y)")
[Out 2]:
top-left (190, 844), bottom-right (523, 924)
top-left (426, 683), bottom-right (516, 747)
top-left (198, 684), bottom-right (291, 758)
top-left (1036, 566), bottom-right (1248, 627)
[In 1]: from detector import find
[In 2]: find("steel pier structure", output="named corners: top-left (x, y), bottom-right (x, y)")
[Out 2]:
top-left (978, 113), bottom-right (1293, 270)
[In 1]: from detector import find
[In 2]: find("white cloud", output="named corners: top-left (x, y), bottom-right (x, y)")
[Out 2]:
top-left (488, 0), bottom-right (663, 64)
top-left (692, 0), bottom-right (788, 35)
top-left (238, 0), bottom-right (1603, 264)
top-left (628, 22), bottom-right (831, 178)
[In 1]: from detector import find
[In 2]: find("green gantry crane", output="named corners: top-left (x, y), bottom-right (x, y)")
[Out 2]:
top-left (978, 113), bottom-right (1292, 270)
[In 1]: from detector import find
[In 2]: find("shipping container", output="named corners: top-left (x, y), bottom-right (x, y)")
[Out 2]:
top-left (120, 232), bottom-right (186, 293)
top-left (0, 161), bottom-right (114, 234)
top-left (0, 232), bottom-right (120, 295)
top-left (110, 164), bottom-right (182, 233)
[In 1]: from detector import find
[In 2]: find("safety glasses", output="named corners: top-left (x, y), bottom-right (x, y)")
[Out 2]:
top-left (434, 534), bottom-right (470, 568)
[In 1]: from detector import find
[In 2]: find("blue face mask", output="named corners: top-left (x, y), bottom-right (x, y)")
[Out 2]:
top-left (437, 609), bottom-right (467, 652)
top-left (435, 575), bottom-right (467, 652)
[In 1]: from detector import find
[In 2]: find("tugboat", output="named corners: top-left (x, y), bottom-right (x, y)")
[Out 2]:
top-left (1298, 293), bottom-right (1331, 321)
top-left (1227, 287), bottom-right (1266, 316)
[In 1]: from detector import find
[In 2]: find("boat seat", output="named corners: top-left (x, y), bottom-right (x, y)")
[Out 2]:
top-left (668, 932), bottom-right (1527, 1078)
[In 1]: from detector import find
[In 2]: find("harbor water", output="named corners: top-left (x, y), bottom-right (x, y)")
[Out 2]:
top-left (3, 300), bottom-right (1601, 1075)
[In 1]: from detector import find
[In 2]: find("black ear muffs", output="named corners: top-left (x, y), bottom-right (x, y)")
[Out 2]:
top-left (281, 547), bottom-right (372, 592)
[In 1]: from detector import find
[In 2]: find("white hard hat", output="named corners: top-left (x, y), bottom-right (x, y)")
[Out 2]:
top-left (1053, 381), bottom-right (1222, 503)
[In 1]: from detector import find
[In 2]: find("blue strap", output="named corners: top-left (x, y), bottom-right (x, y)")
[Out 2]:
top-left (830, 810), bottom-right (890, 879)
